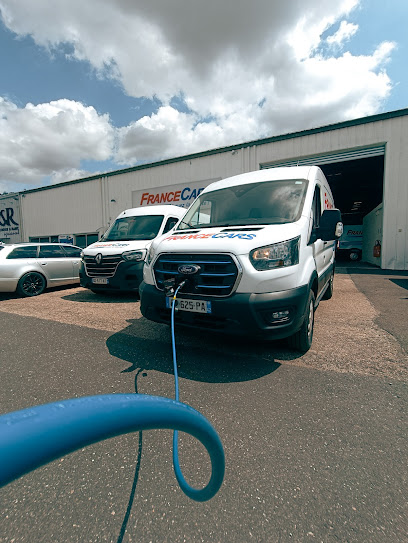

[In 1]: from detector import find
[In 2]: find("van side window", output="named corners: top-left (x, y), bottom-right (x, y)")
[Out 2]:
top-left (312, 186), bottom-right (322, 229)
top-left (163, 217), bottom-right (179, 234)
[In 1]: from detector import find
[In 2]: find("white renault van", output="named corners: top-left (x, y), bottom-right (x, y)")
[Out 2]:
top-left (80, 205), bottom-right (185, 294)
top-left (140, 167), bottom-right (343, 352)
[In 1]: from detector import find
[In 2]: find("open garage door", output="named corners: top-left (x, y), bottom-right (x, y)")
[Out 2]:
top-left (261, 145), bottom-right (385, 261)
top-left (260, 145), bottom-right (385, 168)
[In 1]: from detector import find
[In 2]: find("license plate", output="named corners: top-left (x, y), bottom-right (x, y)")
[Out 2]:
top-left (92, 277), bottom-right (109, 285)
top-left (166, 297), bottom-right (212, 314)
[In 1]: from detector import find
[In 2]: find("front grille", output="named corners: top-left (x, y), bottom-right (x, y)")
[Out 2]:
top-left (153, 253), bottom-right (239, 296)
top-left (83, 254), bottom-right (122, 278)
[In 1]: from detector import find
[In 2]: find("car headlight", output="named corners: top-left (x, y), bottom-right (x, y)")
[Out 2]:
top-left (80, 250), bottom-right (85, 259)
top-left (249, 236), bottom-right (300, 271)
top-left (146, 245), bottom-right (155, 266)
top-left (122, 249), bottom-right (146, 262)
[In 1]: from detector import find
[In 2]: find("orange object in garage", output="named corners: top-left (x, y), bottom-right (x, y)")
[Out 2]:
top-left (373, 240), bottom-right (381, 258)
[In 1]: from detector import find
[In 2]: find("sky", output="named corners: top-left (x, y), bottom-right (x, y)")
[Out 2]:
top-left (0, 0), bottom-right (407, 194)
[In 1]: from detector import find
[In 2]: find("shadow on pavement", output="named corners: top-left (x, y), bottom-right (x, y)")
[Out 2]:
top-left (106, 318), bottom-right (282, 384)
top-left (389, 278), bottom-right (408, 290)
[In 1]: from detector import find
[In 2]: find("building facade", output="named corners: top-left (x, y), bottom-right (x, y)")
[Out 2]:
top-left (1, 108), bottom-right (407, 270)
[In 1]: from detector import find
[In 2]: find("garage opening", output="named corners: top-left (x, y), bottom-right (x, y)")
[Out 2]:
top-left (320, 155), bottom-right (384, 262)
top-left (261, 146), bottom-right (385, 262)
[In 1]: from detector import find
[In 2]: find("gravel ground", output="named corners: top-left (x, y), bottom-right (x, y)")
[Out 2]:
top-left (0, 274), bottom-right (407, 381)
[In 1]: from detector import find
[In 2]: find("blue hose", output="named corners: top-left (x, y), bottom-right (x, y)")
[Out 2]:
top-left (0, 285), bottom-right (225, 501)
top-left (0, 394), bottom-right (224, 501)
top-left (171, 283), bottom-right (201, 499)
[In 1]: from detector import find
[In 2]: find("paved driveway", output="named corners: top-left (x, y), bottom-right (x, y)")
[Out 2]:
top-left (0, 268), bottom-right (407, 543)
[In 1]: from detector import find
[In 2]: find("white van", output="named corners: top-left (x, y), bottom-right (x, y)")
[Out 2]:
top-left (140, 167), bottom-right (343, 352)
top-left (80, 205), bottom-right (185, 294)
top-left (336, 215), bottom-right (363, 261)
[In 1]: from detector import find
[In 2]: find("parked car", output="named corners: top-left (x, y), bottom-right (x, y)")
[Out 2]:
top-left (0, 243), bottom-right (82, 297)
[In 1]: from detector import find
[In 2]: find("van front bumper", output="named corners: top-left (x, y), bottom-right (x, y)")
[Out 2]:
top-left (139, 282), bottom-right (310, 340)
top-left (79, 261), bottom-right (144, 292)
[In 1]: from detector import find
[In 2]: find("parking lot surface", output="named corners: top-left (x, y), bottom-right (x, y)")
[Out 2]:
top-left (0, 267), bottom-right (407, 542)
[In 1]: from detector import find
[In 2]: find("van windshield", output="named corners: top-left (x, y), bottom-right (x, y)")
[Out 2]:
top-left (176, 179), bottom-right (308, 230)
top-left (101, 215), bottom-right (164, 241)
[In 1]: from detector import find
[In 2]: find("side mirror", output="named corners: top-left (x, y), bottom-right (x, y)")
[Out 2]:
top-left (318, 209), bottom-right (343, 241)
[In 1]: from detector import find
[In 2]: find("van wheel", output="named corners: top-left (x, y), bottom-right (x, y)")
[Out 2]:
top-left (322, 272), bottom-right (334, 300)
top-left (288, 291), bottom-right (315, 353)
top-left (349, 249), bottom-right (361, 261)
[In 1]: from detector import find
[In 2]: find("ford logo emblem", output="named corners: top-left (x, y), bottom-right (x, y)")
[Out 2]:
top-left (95, 253), bottom-right (103, 265)
top-left (178, 264), bottom-right (201, 275)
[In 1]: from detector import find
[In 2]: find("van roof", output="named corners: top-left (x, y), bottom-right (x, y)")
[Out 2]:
top-left (117, 204), bottom-right (185, 218)
top-left (202, 166), bottom-right (319, 194)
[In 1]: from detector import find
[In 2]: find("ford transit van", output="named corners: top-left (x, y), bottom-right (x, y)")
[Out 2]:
top-left (140, 167), bottom-right (342, 351)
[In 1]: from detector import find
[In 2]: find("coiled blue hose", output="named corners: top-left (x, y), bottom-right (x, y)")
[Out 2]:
top-left (0, 286), bottom-right (225, 502)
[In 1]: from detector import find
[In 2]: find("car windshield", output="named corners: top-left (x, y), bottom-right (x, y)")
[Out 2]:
top-left (176, 179), bottom-right (308, 230)
top-left (101, 215), bottom-right (164, 241)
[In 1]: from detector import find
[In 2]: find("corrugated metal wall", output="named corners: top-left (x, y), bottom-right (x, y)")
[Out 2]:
top-left (21, 177), bottom-right (104, 238)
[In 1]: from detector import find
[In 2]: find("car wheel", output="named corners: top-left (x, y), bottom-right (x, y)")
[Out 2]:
top-left (288, 290), bottom-right (315, 353)
top-left (322, 272), bottom-right (334, 300)
top-left (349, 249), bottom-right (361, 261)
top-left (17, 272), bottom-right (46, 297)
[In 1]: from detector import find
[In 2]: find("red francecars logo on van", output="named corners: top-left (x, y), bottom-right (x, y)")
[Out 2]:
top-left (165, 232), bottom-right (257, 241)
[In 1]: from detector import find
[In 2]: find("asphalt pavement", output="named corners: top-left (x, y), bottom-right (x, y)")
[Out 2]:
top-left (0, 264), bottom-right (407, 543)
top-left (336, 260), bottom-right (408, 354)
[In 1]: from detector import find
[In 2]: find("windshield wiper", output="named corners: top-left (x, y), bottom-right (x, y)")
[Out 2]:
top-left (102, 237), bottom-right (132, 242)
top-left (196, 222), bottom-right (254, 228)
top-left (178, 219), bottom-right (194, 229)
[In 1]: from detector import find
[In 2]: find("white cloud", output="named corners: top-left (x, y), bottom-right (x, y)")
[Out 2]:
top-left (115, 104), bottom-right (262, 165)
top-left (327, 20), bottom-right (359, 48)
top-left (0, 0), bottom-right (397, 185)
top-left (49, 168), bottom-right (97, 185)
top-left (0, 97), bottom-right (114, 185)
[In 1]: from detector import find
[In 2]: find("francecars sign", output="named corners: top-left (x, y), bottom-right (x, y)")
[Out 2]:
top-left (132, 178), bottom-right (221, 210)
top-left (0, 196), bottom-right (21, 243)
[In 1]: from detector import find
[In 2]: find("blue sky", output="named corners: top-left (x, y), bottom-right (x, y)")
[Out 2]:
top-left (0, 0), bottom-right (407, 194)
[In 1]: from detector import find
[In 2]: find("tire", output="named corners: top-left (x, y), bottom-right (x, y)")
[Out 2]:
top-left (17, 272), bottom-right (46, 297)
top-left (349, 249), bottom-right (361, 261)
top-left (322, 271), bottom-right (334, 300)
top-left (288, 290), bottom-right (315, 353)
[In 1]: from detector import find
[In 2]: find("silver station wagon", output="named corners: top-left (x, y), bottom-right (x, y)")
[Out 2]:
top-left (0, 243), bottom-right (82, 297)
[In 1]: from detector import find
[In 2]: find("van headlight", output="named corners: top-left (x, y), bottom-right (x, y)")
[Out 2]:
top-left (146, 245), bottom-right (155, 266)
top-left (122, 249), bottom-right (146, 262)
top-left (249, 236), bottom-right (300, 271)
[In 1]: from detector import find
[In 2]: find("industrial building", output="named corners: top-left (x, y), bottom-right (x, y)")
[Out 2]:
top-left (1, 108), bottom-right (407, 270)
